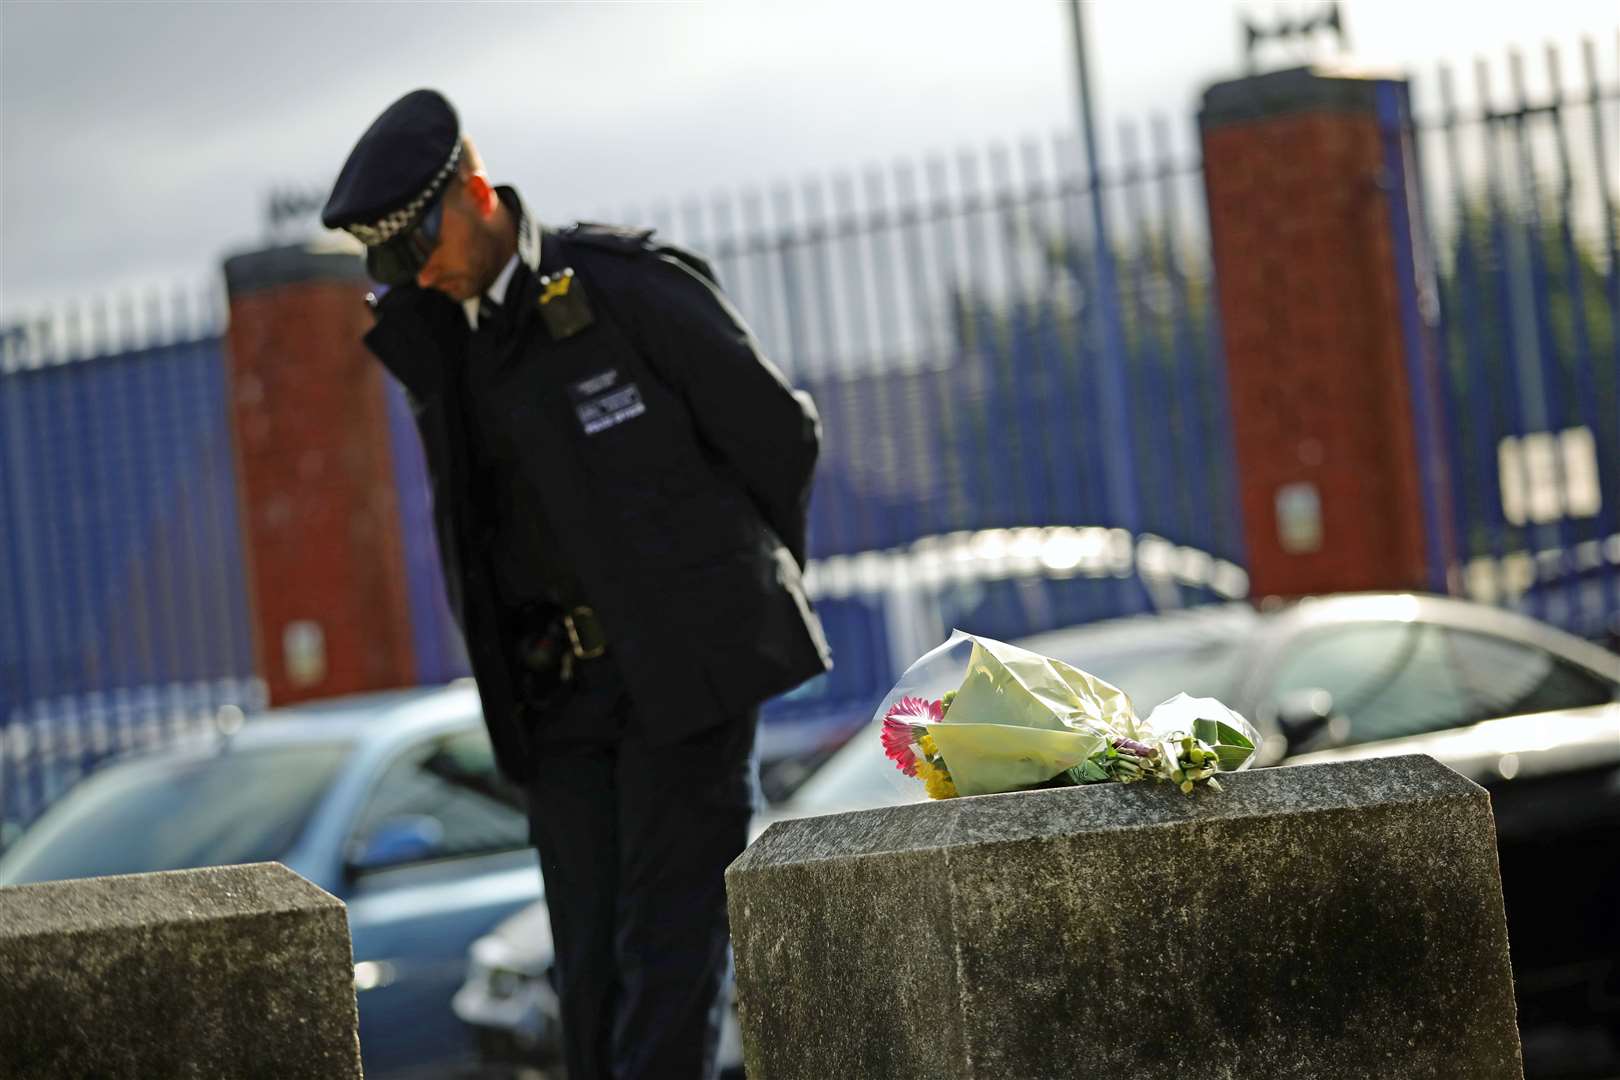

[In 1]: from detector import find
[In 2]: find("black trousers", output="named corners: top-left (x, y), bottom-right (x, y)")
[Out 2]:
top-left (524, 655), bottom-right (757, 1080)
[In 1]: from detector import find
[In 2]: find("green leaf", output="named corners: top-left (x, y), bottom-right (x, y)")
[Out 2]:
top-left (1213, 744), bottom-right (1255, 771)
top-left (1193, 718), bottom-right (1220, 745)
top-left (1066, 759), bottom-right (1111, 784)
top-left (1214, 721), bottom-right (1254, 750)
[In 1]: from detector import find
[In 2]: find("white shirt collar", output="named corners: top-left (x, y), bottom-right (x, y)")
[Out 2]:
top-left (462, 196), bottom-right (543, 330)
top-left (463, 253), bottom-right (520, 330)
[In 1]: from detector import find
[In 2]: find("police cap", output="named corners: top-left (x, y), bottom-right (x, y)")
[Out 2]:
top-left (323, 89), bottom-right (463, 286)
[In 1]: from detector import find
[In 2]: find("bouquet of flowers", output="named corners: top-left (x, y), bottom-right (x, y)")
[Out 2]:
top-left (879, 630), bottom-right (1261, 799)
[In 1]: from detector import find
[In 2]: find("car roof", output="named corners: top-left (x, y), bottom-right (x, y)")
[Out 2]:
top-left (1271, 593), bottom-right (1620, 677)
top-left (101, 680), bottom-right (486, 768)
top-left (236, 680), bottom-right (483, 742)
top-left (1014, 593), bottom-right (1616, 679)
top-left (1015, 601), bottom-right (1260, 657)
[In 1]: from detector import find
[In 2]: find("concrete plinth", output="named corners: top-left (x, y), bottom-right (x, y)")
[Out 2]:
top-left (726, 755), bottom-right (1522, 1080)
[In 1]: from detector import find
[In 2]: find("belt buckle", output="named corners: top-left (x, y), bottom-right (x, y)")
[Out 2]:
top-left (563, 606), bottom-right (606, 661)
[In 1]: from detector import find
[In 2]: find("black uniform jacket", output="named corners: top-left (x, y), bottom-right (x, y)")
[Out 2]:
top-left (362, 195), bottom-right (831, 781)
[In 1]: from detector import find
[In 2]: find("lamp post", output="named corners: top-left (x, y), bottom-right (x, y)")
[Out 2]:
top-left (1066, 1), bottom-right (1142, 544)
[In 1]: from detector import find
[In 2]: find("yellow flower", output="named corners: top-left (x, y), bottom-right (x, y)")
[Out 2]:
top-left (913, 758), bottom-right (958, 800)
top-left (918, 733), bottom-right (939, 758)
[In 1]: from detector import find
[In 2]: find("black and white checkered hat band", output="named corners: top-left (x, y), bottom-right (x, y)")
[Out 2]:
top-left (344, 142), bottom-right (462, 246)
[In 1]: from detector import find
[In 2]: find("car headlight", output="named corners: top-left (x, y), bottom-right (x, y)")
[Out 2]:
top-left (486, 966), bottom-right (527, 1001)
top-left (353, 960), bottom-right (398, 993)
top-left (467, 934), bottom-right (551, 999)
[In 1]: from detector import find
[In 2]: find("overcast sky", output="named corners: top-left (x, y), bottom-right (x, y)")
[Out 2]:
top-left (2, 0), bottom-right (1615, 316)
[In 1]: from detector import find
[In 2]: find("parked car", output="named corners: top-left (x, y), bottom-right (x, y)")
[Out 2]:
top-left (455, 894), bottom-right (744, 1080)
top-left (455, 593), bottom-right (1620, 1079)
top-left (0, 681), bottom-right (542, 1080)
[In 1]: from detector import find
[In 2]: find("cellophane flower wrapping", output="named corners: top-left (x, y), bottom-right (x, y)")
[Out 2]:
top-left (874, 630), bottom-right (1263, 798)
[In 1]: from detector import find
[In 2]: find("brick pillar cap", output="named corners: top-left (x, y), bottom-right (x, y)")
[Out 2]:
top-left (1200, 63), bottom-right (1405, 129)
top-left (223, 236), bottom-right (368, 299)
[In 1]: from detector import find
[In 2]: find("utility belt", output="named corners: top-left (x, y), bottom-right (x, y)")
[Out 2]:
top-left (513, 602), bottom-right (610, 710)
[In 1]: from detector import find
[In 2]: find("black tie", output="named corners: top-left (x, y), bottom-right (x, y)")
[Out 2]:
top-left (478, 295), bottom-right (500, 330)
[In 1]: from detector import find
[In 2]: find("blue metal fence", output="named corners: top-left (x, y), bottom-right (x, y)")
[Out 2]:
top-left (621, 131), bottom-right (1242, 568)
top-left (0, 296), bottom-right (261, 827)
top-left (1413, 40), bottom-right (1620, 642)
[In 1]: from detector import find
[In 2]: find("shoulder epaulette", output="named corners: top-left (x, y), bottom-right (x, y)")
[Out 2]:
top-left (564, 222), bottom-right (656, 255)
top-left (564, 221), bottom-right (722, 290)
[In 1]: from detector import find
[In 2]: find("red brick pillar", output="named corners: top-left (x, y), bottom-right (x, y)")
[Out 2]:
top-left (223, 245), bottom-right (417, 706)
top-left (1201, 67), bottom-right (1453, 599)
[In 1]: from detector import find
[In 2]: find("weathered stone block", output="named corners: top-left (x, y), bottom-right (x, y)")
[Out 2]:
top-left (0, 861), bottom-right (361, 1079)
top-left (727, 754), bottom-right (1522, 1080)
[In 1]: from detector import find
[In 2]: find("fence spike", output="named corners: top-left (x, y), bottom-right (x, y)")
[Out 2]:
top-left (59, 301), bottom-right (84, 366)
top-left (1117, 118), bottom-right (1143, 187)
top-left (1437, 62), bottom-right (1458, 123)
top-left (1148, 114), bottom-right (1176, 179)
top-left (1508, 47), bottom-right (1529, 111)
top-left (171, 285), bottom-right (193, 344)
top-left (831, 171), bottom-right (860, 239)
top-left (143, 289), bottom-right (165, 352)
top-left (30, 306), bottom-right (50, 368)
top-left (1474, 56), bottom-right (1495, 125)
top-left (647, 200), bottom-right (676, 237)
top-left (208, 276), bottom-right (230, 337)
top-left (679, 198), bottom-right (706, 249)
top-left (769, 182), bottom-right (797, 248)
top-left (1543, 41), bottom-right (1565, 109)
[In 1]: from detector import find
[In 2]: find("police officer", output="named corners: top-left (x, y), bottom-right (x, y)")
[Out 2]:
top-left (322, 89), bottom-right (831, 1079)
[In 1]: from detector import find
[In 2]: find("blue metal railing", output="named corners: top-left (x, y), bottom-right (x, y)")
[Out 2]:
top-left (1414, 40), bottom-right (1620, 642)
top-left (0, 295), bottom-right (262, 827)
top-left (635, 133), bottom-right (1238, 565)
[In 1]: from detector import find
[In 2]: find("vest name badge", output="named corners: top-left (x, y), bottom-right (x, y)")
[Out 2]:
top-left (569, 368), bottom-right (646, 436)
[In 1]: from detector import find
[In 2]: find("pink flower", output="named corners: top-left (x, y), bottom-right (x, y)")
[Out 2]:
top-left (881, 696), bottom-right (943, 777)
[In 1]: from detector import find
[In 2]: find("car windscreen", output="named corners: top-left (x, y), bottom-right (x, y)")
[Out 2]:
top-left (1066, 639), bottom-right (1250, 715)
top-left (0, 741), bottom-right (352, 885)
top-left (788, 635), bottom-right (1249, 815)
